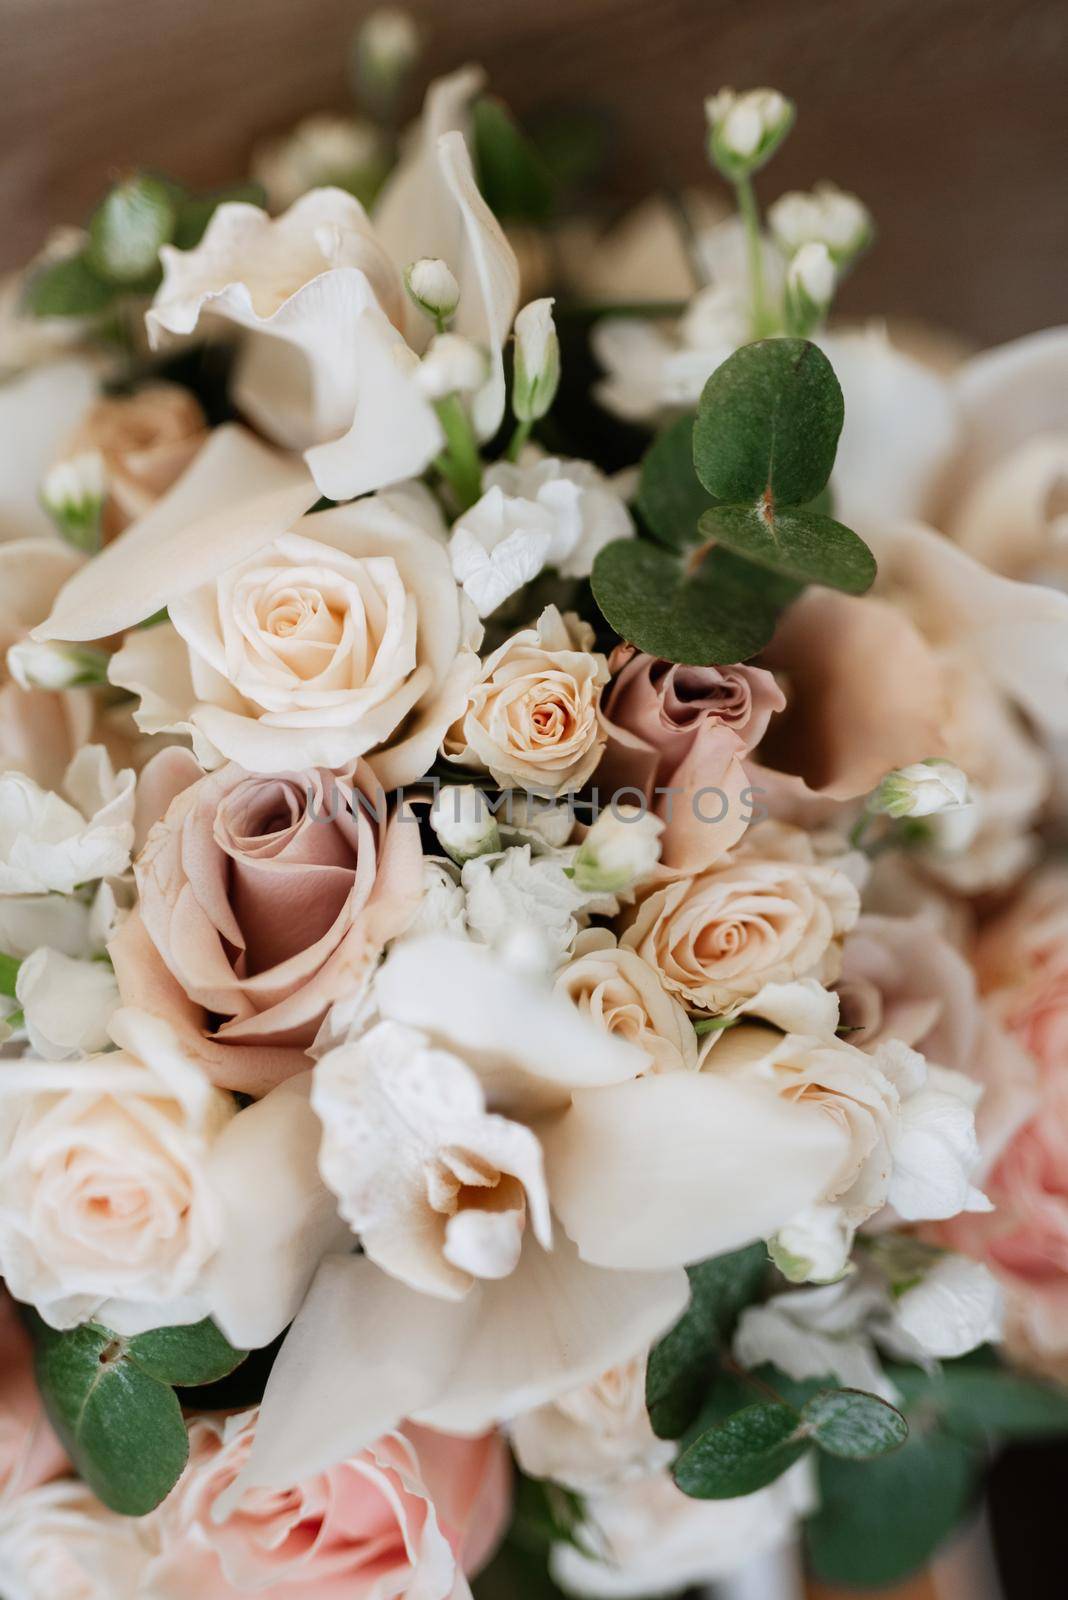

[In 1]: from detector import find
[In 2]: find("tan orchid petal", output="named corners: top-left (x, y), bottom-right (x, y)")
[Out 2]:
top-left (35, 425), bottom-right (317, 642)
top-left (220, 1235), bottom-right (688, 1499)
top-left (542, 1071), bottom-right (850, 1269)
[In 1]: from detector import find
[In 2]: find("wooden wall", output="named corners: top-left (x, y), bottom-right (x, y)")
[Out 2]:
top-left (1, 0), bottom-right (1065, 343)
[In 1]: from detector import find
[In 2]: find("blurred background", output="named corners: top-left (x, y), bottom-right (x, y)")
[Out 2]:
top-left (1, 2), bottom-right (1065, 1596)
top-left (2, 0), bottom-right (1066, 346)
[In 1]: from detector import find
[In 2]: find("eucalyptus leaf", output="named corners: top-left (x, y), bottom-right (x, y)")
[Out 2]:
top-left (636, 413), bottom-right (717, 550)
top-left (32, 1319), bottom-right (189, 1515)
top-left (802, 1388), bottom-right (908, 1460)
top-left (805, 1427), bottom-right (979, 1587)
top-left (87, 174), bottom-right (177, 285)
top-left (696, 503), bottom-right (876, 595)
top-left (693, 338), bottom-right (843, 507)
top-left (591, 539), bottom-right (796, 666)
top-left (173, 182), bottom-right (267, 251)
top-left (125, 1318), bottom-right (247, 1386)
top-left (22, 252), bottom-right (116, 319)
top-left (473, 97), bottom-right (556, 225)
top-left (674, 1401), bottom-right (808, 1499)
top-left (886, 1354), bottom-right (1068, 1441)
top-left (646, 1244), bottom-right (768, 1440)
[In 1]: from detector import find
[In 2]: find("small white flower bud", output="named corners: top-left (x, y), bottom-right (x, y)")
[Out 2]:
top-left (431, 785), bottom-right (502, 865)
top-left (416, 334), bottom-right (488, 401)
top-left (405, 257), bottom-right (460, 324)
top-left (353, 8), bottom-right (420, 106)
top-left (784, 241), bottom-right (836, 335)
top-left (768, 1204), bottom-right (853, 1285)
top-left (571, 805), bottom-right (663, 895)
top-left (705, 88), bottom-right (794, 178)
top-left (512, 298), bottom-right (560, 424)
top-left (769, 182), bottom-right (873, 265)
top-left (870, 758), bottom-right (970, 820)
top-left (40, 451), bottom-right (108, 553)
top-left (7, 639), bottom-right (110, 692)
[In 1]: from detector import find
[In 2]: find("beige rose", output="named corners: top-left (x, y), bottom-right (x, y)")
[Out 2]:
top-left (60, 382), bottom-right (207, 539)
top-left (445, 605), bottom-right (609, 794)
top-left (510, 1353), bottom-right (673, 1492)
top-left (622, 822), bottom-right (860, 1014)
top-left (0, 1479), bottom-right (149, 1600)
top-left (554, 928), bottom-right (698, 1074)
top-left (113, 749), bottom-right (423, 1095)
top-left (109, 483), bottom-right (481, 783)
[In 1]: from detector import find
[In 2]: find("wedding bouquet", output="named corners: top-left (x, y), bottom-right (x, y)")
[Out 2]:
top-left (3, 11), bottom-right (1068, 1597)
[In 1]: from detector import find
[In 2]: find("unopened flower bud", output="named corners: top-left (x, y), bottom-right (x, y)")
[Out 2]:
top-left (512, 298), bottom-right (560, 423)
top-left (769, 182), bottom-right (873, 265)
top-left (405, 257), bottom-right (460, 325)
top-left (784, 241), bottom-right (836, 335)
top-left (870, 758), bottom-right (970, 820)
top-left (705, 88), bottom-right (794, 179)
top-left (352, 7), bottom-right (421, 109)
top-left (431, 784), bottom-right (501, 864)
top-left (7, 639), bottom-right (110, 692)
top-left (416, 334), bottom-right (488, 401)
top-left (769, 1204), bottom-right (852, 1285)
top-left (571, 805), bottom-right (663, 895)
top-left (40, 451), bottom-right (108, 553)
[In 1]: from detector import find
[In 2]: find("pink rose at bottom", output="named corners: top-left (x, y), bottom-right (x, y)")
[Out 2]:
top-left (939, 1074), bottom-right (1068, 1384)
top-left (145, 1409), bottom-right (511, 1600)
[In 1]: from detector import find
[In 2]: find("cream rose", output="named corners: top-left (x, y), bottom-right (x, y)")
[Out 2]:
top-left (0, 1480), bottom-right (149, 1600)
top-left (109, 485), bottom-right (481, 782)
top-left (622, 822), bottom-right (860, 1014)
top-left (59, 382), bottom-right (207, 540)
top-left (113, 749), bottom-right (423, 1095)
top-left (554, 928), bottom-right (698, 1074)
top-left (510, 1353), bottom-right (673, 1492)
top-left (0, 1008), bottom-right (232, 1331)
top-left (444, 605), bottom-right (609, 795)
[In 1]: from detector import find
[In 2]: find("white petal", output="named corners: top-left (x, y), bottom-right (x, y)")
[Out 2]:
top-left (34, 425), bottom-right (317, 641)
top-left (892, 1255), bottom-right (1003, 1359)
top-left (0, 358), bottom-right (98, 541)
top-left (218, 1233), bottom-right (687, 1501)
top-left (543, 1072), bottom-right (850, 1270)
top-left (16, 946), bottom-right (118, 1059)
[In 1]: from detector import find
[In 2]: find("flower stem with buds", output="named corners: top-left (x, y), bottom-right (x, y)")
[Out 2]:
top-left (735, 173), bottom-right (771, 338)
top-left (433, 395), bottom-right (483, 511)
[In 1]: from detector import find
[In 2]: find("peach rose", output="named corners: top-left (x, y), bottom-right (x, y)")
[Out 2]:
top-left (598, 647), bottom-right (782, 873)
top-left (112, 749), bottom-right (423, 1094)
top-left (554, 928), bottom-right (698, 1074)
top-left (510, 1353), bottom-right (673, 1492)
top-left (0, 1293), bottom-right (67, 1497)
top-left (444, 606), bottom-right (609, 795)
top-left (145, 1408), bottom-right (511, 1600)
top-left (622, 822), bottom-right (860, 1014)
top-left (60, 382), bottom-right (207, 539)
top-left (975, 866), bottom-right (1068, 1076)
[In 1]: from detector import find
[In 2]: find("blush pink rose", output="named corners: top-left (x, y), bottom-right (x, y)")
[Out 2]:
top-left (0, 1292), bottom-right (68, 1496)
top-left (111, 749), bottom-right (423, 1096)
top-left (145, 1410), bottom-right (511, 1600)
top-left (939, 1076), bottom-right (1068, 1384)
top-left (598, 647), bottom-right (784, 874)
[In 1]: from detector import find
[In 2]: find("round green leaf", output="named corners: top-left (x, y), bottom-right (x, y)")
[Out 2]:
top-left (87, 175), bottom-right (177, 285)
top-left (125, 1318), bottom-right (247, 1387)
top-left (33, 1320), bottom-right (189, 1515)
top-left (673, 1402), bottom-right (808, 1499)
top-left (697, 503), bottom-right (875, 594)
top-left (22, 252), bottom-right (116, 319)
top-left (805, 1428), bottom-right (979, 1588)
top-left (473, 97), bottom-right (556, 225)
top-left (693, 338), bottom-right (844, 506)
top-left (802, 1388), bottom-right (908, 1460)
top-left (591, 539), bottom-right (796, 666)
top-left (636, 413), bottom-right (717, 550)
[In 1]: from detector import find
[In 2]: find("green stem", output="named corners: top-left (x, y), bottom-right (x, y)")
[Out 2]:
top-left (735, 172), bottom-right (770, 337)
top-left (433, 395), bottom-right (483, 511)
top-left (505, 419), bottom-right (533, 462)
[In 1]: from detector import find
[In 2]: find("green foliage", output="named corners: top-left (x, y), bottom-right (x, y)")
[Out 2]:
top-left (0, 950), bottom-right (20, 997)
top-left (800, 1387), bottom-right (908, 1460)
top-left (22, 253), bottom-right (118, 319)
top-left (887, 1349), bottom-right (1068, 1441)
top-left (32, 1315), bottom-right (246, 1515)
top-left (473, 97), bottom-right (556, 225)
top-left (591, 338), bottom-right (874, 665)
top-left (87, 174), bottom-right (178, 285)
top-left (645, 1244), bottom-right (767, 1439)
top-left (674, 1401), bottom-right (809, 1498)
